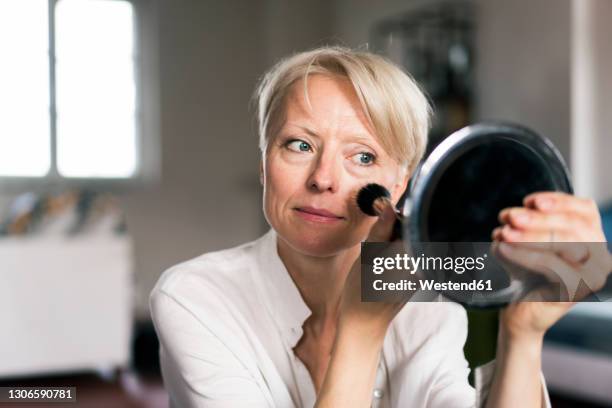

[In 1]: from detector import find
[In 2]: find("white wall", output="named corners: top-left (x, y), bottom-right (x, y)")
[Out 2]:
top-left (263, 0), bottom-right (332, 61)
top-left (332, 0), bottom-right (448, 48)
top-left (475, 0), bottom-right (572, 166)
top-left (571, 0), bottom-right (612, 205)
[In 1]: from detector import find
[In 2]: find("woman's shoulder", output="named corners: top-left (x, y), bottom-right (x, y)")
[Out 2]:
top-left (150, 233), bottom-right (268, 307)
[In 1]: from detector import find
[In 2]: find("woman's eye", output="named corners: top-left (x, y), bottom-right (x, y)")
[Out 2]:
top-left (352, 152), bottom-right (376, 166)
top-left (286, 139), bottom-right (312, 153)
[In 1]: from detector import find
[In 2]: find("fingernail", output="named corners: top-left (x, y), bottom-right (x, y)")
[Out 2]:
top-left (491, 227), bottom-right (499, 240)
top-left (515, 213), bottom-right (529, 224)
top-left (504, 226), bottom-right (521, 239)
top-left (499, 208), bottom-right (509, 219)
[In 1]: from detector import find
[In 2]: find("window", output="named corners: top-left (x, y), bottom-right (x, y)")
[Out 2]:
top-left (0, 0), bottom-right (50, 177)
top-left (0, 0), bottom-right (139, 180)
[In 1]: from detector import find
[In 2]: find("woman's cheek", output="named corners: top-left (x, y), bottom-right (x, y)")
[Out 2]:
top-left (353, 213), bottom-right (378, 241)
top-left (349, 164), bottom-right (399, 191)
top-left (264, 155), bottom-right (307, 212)
top-left (266, 150), bottom-right (300, 181)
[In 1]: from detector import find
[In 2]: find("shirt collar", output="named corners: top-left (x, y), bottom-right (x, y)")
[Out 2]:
top-left (255, 228), bottom-right (312, 348)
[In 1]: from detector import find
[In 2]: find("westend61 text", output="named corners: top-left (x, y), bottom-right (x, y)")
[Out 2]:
top-left (373, 279), bottom-right (493, 291)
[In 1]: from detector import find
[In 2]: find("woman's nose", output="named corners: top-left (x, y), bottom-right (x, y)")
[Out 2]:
top-left (306, 151), bottom-right (340, 193)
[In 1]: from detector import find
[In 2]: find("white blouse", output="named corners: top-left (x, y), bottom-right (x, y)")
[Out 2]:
top-left (150, 229), bottom-right (551, 408)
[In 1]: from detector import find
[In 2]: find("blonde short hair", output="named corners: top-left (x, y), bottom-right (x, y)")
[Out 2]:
top-left (253, 46), bottom-right (431, 175)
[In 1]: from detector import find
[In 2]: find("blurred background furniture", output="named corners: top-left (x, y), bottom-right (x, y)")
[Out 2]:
top-left (0, 192), bottom-right (133, 379)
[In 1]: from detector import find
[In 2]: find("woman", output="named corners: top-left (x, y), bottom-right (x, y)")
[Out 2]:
top-left (150, 46), bottom-right (611, 407)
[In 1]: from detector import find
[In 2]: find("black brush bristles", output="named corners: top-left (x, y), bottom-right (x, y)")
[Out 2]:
top-left (356, 183), bottom-right (391, 216)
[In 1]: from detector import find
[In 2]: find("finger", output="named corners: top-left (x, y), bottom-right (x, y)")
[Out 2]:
top-left (366, 201), bottom-right (397, 242)
top-left (494, 226), bottom-right (590, 265)
top-left (498, 207), bottom-right (587, 233)
top-left (491, 226), bottom-right (503, 241)
top-left (496, 207), bottom-right (539, 228)
top-left (523, 192), bottom-right (598, 218)
top-left (497, 233), bottom-right (590, 267)
top-left (495, 242), bottom-right (582, 299)
top-left (496, 225), bottom-right (572, 243)
top-left (492, 241), bottom-right (561, 284)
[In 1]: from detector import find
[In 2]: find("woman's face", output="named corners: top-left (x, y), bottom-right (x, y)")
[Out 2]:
top-left (262, 75), bottom-right (410, 257)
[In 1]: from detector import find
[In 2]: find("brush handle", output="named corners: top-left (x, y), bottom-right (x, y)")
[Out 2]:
top-left (372, 196), bottom-right (403, 241)
top-left (390, 213), bottom-right (403, 241)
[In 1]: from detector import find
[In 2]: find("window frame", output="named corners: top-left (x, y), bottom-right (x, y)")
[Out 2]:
top-left (0, 0), bottom-right (159, 193)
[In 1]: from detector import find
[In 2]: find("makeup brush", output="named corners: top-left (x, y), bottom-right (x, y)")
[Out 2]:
top-left (356, 183), bottom-right (403, 240)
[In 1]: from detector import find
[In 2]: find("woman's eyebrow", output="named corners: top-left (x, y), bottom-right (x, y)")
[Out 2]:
top-left (345, 134), bottom-right (376, 144)
top-left (284, 122), bottom-right (378, 147)
top-left (284, 122), bottom-right (320, 138)
top-left (342, 133), bottom-right (382, 152)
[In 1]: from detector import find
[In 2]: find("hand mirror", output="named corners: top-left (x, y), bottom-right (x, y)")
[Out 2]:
top-left (403, 122), bottom-right (573, 307)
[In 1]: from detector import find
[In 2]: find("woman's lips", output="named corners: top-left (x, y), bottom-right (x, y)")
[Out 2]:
top-left (294, 207), bottom-right (345, 223)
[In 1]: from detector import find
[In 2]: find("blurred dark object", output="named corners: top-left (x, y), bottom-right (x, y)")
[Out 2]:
top-left (132, 321), bottom-right (161, 376)
top-left (546, 300), bottom-right (612, 356)
top-left (549, 394), bottom-right (611, 408)
top-left (601, 203), bottom-right (612, 242)
top-left (371, 0), bottom-right (475, 155)
top-left (464, 307), bottom-right (498, 386)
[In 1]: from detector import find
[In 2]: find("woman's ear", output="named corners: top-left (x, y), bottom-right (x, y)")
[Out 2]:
top-left (391, 169), bottom-right (411, 203)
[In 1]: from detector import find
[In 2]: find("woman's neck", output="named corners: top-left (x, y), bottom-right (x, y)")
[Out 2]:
top-left (276, 236), bottom-right (360, 325)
